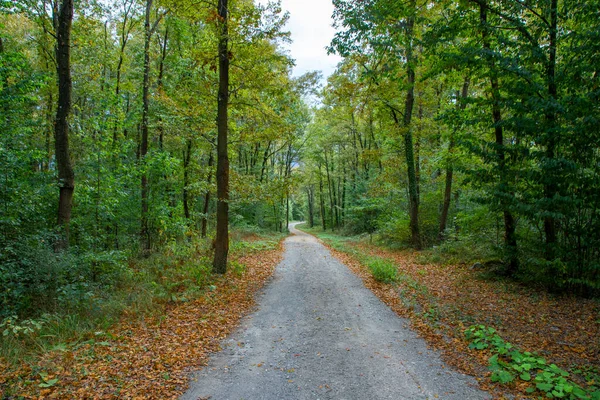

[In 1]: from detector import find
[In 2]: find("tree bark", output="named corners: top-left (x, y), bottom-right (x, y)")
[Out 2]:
top-left (54, 0), bottom-right (75, 249)
top-left (307, 186), bottom-right (314, 228)
top-left (543, 0), bottom-right (558, 259)
top-left (480, 3), bottom-right (518, 273)
top-left (183, 139), bottom-right (192, 219)
top-left (213, 0), bottom-right (230, 273)
top-left (319, 164), bottom-right (326, 230)
top-left (439, 77), bottom-right (470, 240)
top-left (324, 151), bottom-right (336, 230)
top-left (140, 0), bottom-right (152, 251)
top-left (396, 2), bottom-right (421, 250)
top-left (157, 25), bottom-right (168, 150)
top-left (201, 151), bottom-right (214, 238)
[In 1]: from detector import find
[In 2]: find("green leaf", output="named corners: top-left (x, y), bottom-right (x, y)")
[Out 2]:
top-left (537, 382), bottom-right (554, 392)
top-left (521, 372), bottom-right (532, 381)
top-left (491, 370), bottom-right (514, 384)
top-left (39, 378), bottom-right (59, 388)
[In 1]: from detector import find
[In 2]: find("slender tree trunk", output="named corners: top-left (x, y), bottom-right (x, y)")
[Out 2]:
top-left (544, 0), bottom-right (558, 259)
top-left (201, 151), bottom-right (214, 238)
top-left (439, 77), bottom-right (470, 240)
top-left (341, 172), bottom-right (346, 225)
top-left (394, 2), bottom-right (421, 250)
top-left (286, 192), bottom-right (289, 230)
top-left (183, 139), bottom-right (192, 219)
top-left (157, 25), bottom-right (168, 150)
top-left (213, 0), bottom-right (230, 273)
top-left (259, 141), bottom-right (271, 182)
top-left (307, 186), bottom-right (314, 228)
top-left (54, 0), bottom-right (75, 249)
top-left (324, 152), bottom-right (335, 230)
top-left (480, 3), bottom-right (518, 273)
top-left (140, 0), bottom-right (152, 251)
top-left (114, 0), bottom-right (135, 144)
top-left (319, 164), bottom-right (326, 230)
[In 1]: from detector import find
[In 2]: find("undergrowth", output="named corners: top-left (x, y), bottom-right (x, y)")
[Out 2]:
top-left (465, 325), bottom-right (600, 399)
top-left (0, 230), bottom-right (282, 366)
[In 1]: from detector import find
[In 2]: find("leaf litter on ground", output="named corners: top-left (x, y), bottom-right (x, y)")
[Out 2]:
top-left (316, 236), bottom-right (599, 399)
top-left (0, 239), bottom-right (284, 399)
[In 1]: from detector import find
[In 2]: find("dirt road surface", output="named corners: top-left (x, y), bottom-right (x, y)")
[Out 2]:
top-left (181, 223), bottom-right (488, 400)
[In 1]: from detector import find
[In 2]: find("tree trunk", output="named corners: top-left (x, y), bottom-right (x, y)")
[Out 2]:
top-left (157, 25), bottom-right (168, 150)
top-left (286, 193), bottom-right (289, 230)
top-left (480, 3), bottom-right (518, 273)
top-left (140, 0), bottom-right (152, 251)
top-left (183, 139), bottom-right (192, 219)
top-left (324, 152), bottom-right (336, 230)
top-left (212, 0), bottom-right (230, 274)
top-left (54, 0), bottom-right (75, 249)
top-left (307, 186), bottom-right (314, 228)
top-left (201, 151), bottom-right (214, 238)
top-left (543, 0), bottom-right (558, 259)
top-left (319, 164), bottom-right (326, 230)
top-left (396, 2), bottom-right (421, 250)
top-left (439, 76), bottom-right (470, 240)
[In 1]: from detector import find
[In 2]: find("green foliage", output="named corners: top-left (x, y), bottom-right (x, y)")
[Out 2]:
top-left (0, 233), bottom-right (129, 318)
top-left (1, 315), bottom-right (44, 338)
top-left (344, 197), bottom-right (383, 235)
top-left (465, 325), bottom-right (600, 399)
top-left (1, 236), bottom-right (212, 363)
top-left (366, 257), bottom-right (398, 283)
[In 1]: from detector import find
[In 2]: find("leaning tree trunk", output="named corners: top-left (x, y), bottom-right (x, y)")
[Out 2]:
top-left (54, 0), bottom-right (75, 249)
top-left (213, 0), bottom-right (230, 274)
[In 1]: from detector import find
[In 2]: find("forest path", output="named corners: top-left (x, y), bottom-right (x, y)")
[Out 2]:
top-left (180, 223), bottom-right (488, 400)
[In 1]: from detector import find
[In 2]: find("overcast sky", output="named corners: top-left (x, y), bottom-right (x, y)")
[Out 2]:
top-left (262, 0), bottom-right (343, 81)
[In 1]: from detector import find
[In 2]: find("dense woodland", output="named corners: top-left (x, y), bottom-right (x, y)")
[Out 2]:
top-left (303, 0), bottom-right (600, 295)
top-left (1, 0), bottom-right (599, 341)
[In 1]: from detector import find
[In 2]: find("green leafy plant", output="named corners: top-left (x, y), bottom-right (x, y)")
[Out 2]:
top-left (465, 325), bottom-right (599, 399)
top-left (366, 257), bottom-right (398, 283)
top-left (1, 315), bottom-right (45, 338)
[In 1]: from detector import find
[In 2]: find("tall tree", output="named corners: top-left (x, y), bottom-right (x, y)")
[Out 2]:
top-left (54, 0), bottom-right (75, 248)
top-left (212, 0), bottom-right (230, 273)
top-left (140, 0), bottom-right (152, 251)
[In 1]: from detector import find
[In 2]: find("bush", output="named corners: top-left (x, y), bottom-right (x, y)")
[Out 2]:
top-left (367, 257), bottom-right (398, 283)
top-left (0, 233), bottom-right (130, 319)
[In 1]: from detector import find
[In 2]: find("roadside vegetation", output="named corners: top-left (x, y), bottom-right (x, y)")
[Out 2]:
top-left (0, 229), bottom-right (284, 398)
top-left (298, 223), bottom-right (600, 399)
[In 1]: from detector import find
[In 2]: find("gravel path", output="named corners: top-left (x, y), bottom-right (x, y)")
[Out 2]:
top-left (181, 223), bottom-right (489, 400)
